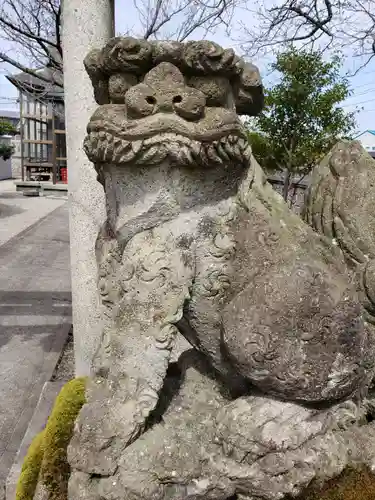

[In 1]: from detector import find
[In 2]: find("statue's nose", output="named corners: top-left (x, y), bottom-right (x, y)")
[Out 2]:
top-left (126, 85), bottom-right (206, 121)
top-left (154, 91), bottom-right (206, 121)
top-left (152, 93), bottom-right (182, 113)
top-left (125, 62), bottom-right (207, 121)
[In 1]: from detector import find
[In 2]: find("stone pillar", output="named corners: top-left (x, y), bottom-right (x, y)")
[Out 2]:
top-left (62, 0), bottom-right (114, 375)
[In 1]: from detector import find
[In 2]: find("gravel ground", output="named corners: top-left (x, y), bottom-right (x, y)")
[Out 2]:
top-left (51, 328), bottom-right (75, 381)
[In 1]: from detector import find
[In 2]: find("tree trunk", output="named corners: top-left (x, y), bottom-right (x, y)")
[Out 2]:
top-left (282, 168), bottom-right (291, 202)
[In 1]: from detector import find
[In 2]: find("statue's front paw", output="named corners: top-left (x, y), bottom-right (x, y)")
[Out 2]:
top-left (68, 374), bottom-right (160, 477)
top-left (68, 397), bottom-right (142, 476)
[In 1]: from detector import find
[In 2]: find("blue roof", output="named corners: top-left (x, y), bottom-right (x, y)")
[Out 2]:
top-left (354, 130), bottom-right (375, 139)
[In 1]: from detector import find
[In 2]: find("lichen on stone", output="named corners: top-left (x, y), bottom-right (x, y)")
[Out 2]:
top-left (15, 378), bottom-right (87, 500)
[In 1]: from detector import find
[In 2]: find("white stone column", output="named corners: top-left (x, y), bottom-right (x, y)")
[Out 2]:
top-left (62, 0), bottom-right (114, 375)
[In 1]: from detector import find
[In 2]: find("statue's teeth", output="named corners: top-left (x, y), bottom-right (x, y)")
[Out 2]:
top-left (200, 145), bottom-right (209, 165)
top-left (223, 141), bottom-right (234, 158)
top-left (191, 143), bottom-right (201, 163)
top-left (233, 144), bottom-right (242, 159)
top-left (132, 140), bottom-right (143, 156)
top-left (180, 145), bottom-right (193, 164)
top-left (140, 147), bottom-right (159, 164)
top-left (207, 144), bottom-right (222, 164)
top-left (89, 133), bottom-right (248, 166)
top-left (86, 136), bottom-right (97, 149)
top-left (119, 149), bottom-right (136, 163)
top-left (105, 143), bottom-right (115, 161)
top-left (215, 142), bottom-right (230, 162)
top-left (113, 144), bottom-right (124, 162)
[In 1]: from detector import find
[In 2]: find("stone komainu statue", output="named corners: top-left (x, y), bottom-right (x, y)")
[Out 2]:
top-left (67, 38), bottom-right (375, 500)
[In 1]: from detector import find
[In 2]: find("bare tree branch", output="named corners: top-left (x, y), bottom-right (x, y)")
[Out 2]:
top-left (241, 0), bottom-right (375, 70)
top-left (0, 51), bottom-right (63, 87)
top-left (0, 0), bottom-right (63, 79)
top-left (142, 0), bottom-right (164, 39)
top-left (133, 0), bottom-right (239, 42)
top-left (0, 0), bottom-right (239, 95)
top-left (0, 2), bottom-right (58, 48)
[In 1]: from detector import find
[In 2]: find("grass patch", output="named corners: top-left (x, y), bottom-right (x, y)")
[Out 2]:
top-left (15, 378), bottom-right (86, 500)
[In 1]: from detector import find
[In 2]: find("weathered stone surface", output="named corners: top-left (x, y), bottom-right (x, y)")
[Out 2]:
top-left (108, 73), bottom-right (138, 104)
top-left (69, 40), bottom-right (375, 500)
top-left (304, 140), bottom-right (375, 321)
top-left (70, 351), bottom-right (375, 500)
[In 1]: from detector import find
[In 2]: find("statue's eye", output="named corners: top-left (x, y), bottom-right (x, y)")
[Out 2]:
top-left (109, 73), bottom-right (138, 104)
top-left (187, 76), bottom-right (231, 107)
top-left (125, 83), bottom-right (157, 119)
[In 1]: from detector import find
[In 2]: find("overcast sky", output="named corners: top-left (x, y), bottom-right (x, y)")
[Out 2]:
top-left (0, 1), bottom-right (375, 133)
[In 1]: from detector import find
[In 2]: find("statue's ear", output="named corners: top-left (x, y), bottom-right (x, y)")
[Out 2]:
top-left (235, 63), bottom-right (264, 116)
top-left (84, 49), bottom-right (110, 105)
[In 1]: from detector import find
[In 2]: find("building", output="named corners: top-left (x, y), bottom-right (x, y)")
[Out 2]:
top-left (0, 109), bottom-right (20, 130)
top-left (0, 109), bottom-right (21, 179)
top-left (6, 64), bottom-right (67, 185)
top-left (355, 130), bottom-right (375, 158)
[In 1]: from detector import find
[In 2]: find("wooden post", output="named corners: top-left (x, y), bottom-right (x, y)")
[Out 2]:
top-left (19, 90), bottom-right (24, 181)
top-left (34, 99), bottom-right (37, 166)
top-left (52, 103), bottom-right (57, 184)
top-left (26, 96), bottom-right (31, 180)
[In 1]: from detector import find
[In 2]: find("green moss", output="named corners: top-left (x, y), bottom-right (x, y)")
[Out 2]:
top-left (294, 466), bottom-right (375, 500)
top-left (15, 378), bottom-right (87, 500)
top-left (40, 377), bottom-right (86, 500)
top-left (15, 431), bottom-right (45, 500)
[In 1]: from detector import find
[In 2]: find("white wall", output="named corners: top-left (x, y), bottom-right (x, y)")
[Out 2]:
top-left (10, 136), bottom-right (22, 178)
top-left (357, 131), bottom-right (375, 152)
top-left (0, 158), bottom-right (11, 180)
top-left (0, 137), bottom-right (12, 180)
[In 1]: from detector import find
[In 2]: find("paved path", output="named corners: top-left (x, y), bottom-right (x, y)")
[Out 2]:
top-left (0, 200), bottom-right (71, 486)
top-left (0, 180), bottom-right (66, 247)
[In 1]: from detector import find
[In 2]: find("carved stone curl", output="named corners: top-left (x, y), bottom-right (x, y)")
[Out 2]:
top-left (68, 39), bottom-right (375, 500)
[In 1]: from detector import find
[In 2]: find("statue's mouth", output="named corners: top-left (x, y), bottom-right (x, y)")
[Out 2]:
top-left (84, 106), bottom-right (251, 167)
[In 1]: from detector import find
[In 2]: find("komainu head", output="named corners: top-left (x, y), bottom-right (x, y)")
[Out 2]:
top-left (83, 38), bottom-right (263, 168)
